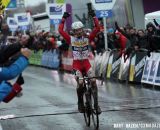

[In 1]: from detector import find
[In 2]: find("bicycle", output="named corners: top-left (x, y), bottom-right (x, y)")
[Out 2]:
top-left (78, 75), bottom-right (102, 129)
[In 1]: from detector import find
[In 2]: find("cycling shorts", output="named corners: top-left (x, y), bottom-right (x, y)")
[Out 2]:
top-left (72, 59), bottom-right (91, 77)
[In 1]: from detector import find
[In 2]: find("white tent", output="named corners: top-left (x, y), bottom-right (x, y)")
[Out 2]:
top-left (145, 11), bottom-right (160, 27)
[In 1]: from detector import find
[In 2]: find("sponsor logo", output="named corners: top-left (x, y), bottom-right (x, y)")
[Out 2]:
top-left (18, 15), bottom-right (28, 22)
top-left (50, 5), bottom-right (63, 15)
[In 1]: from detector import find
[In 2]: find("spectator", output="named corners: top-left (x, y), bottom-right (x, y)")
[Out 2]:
top-left (115, 22), bottom-right (138, 49)
top-left (146, 22), bottom-right (160, 53)
top-left (107, 28), bottom-right (117, 50)
top-left (95, 32), bottom-right (105, 54)
top-left (0, 48), bottom-right (31, 103)
top-left (137, 29), bottom-right (148, 49)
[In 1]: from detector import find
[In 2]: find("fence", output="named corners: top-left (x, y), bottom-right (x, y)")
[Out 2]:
top-left (29, 49), bottom-right (160, 86)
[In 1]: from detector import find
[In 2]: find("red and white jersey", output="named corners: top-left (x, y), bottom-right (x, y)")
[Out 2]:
top-left (71, 36), bottom-right (89, 60)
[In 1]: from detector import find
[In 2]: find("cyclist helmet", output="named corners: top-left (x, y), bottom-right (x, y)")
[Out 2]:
top-left (71, 21), bottom-right (84, 30)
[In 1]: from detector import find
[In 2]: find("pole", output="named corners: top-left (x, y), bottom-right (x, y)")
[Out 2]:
top-left (11, 31), bottom-right (14, 36)
top-left (24, 30), bottom-right (26, 35)
top-left (103, 17), bottom-right (108, 50)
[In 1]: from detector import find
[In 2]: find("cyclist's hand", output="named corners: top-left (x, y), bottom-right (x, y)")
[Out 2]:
top-left (115, 21), bottom-right (119, 29)
top-left (88, 10), bottom-right (96, 17)
top-left (63, 12), bottom-right (70, 19)
top-left (147, 51), bottom-right (151, 57)
top-left (21, 48), bottom-right (32, 59)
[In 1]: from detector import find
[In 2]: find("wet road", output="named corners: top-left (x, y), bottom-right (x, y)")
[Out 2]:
top-left (1, 66), bottom-right (160, 130)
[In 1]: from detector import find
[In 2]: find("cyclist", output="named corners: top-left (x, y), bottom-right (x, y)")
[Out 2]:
top-left (59, 11), bottom-right (101, 114)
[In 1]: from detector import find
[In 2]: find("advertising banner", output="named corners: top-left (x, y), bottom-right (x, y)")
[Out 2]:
top-left (14, 13), bottom-right (31, 26)
top-left (129, 52), bottom-right (147, 83)
top-left (90, 0), bottom-right (116, 10)
top-left (7, 17), bottom-right (18, 31)
top-left (46, 3), bottom-right (66, 19)
top-left (106, 50), bottom-right (121, 79)
top-left (50, 19), bottom-right (61, 25)
top-left (141, 59), bottom-right (152, 84)
top-left (148, 60), bottom-right (159, 84)
top-left (155, 61), bottom-right (160, 86)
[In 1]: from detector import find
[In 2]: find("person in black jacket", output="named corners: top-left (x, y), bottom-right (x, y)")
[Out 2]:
top-left (146, 22), bottom-right (160, 55)
top-left (0, 34), bottom-right (32, 103)
top-left (137, 29), bottom-right (149, 49)
top-left (0, 48), bottom-right (31, 103)
top-left (94, 32), bottom-right (105, 54)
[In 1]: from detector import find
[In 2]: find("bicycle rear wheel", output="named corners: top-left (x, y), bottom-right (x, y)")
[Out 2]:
top-left (83, 92), bottom-right (91, 127)
top-left (91, 91), bottom-right (99, 129)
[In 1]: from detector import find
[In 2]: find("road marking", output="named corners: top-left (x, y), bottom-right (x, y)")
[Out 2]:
top-left (0, 124), bottom-right (2, 130)
top-left (0, 115), bottom-right (15, 120)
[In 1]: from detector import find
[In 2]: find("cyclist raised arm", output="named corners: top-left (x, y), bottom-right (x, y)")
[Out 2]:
top-left (58, 10), bottom-right (101, 114)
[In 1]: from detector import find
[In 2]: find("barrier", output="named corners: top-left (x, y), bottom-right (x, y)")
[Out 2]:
top-left (94, 49), bottom-right (148, 83)
top-left (61, 51), bottom-right (73, 71)
top-left (29, 49), bottom-right (60, 69)
top-left (41, 51), bottom-right (49, 67)
top-left (155, 61), bottom-right (160, 85)
top-left (41, 49), bottom-right (60, 69)
top-left (118, 54), bottom-right (130, 81)
top-left (99, 51), bottom-right (111, 78)
top-left (94, 53), bottom-right (103, 77)
top-left (141, 52), bottom-right (160, 86)
top-left (106, 49), bottom-right (121, 79)
top-left (129, 51), bottom-right (147, 83)
top-left (28, 48), bottom-right (160, 86)
top-left (29, 50), bottom-right (42, 65)
top-left (47, 49), bottom-right (60, 69)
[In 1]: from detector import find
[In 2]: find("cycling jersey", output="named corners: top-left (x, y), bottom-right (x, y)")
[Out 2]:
top-left (71, 36), bottom-right (89, 60)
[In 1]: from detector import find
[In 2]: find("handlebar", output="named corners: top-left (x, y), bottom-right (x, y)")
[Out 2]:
top-left (78, 76), bottom-right (102, 80)
top-left (78, 74), bottom-right (104, 85)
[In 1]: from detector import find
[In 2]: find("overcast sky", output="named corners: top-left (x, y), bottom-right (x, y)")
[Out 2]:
top-left (25, 0), bottom-right (47, 6)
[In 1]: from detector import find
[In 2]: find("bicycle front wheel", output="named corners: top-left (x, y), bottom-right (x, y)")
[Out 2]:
top-left (83, 92), bottom-right (91, 127)
top-left (91, 91), bottom-right (99, 129)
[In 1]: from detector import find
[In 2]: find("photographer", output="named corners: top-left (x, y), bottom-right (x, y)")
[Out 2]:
top-left (0, 34), bottom-right (32, 103)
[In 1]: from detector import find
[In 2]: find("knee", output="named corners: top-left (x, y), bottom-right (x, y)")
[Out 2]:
top-left (78, 80), bottom-right (83, 88)
top-left (91, 79), bottom-right (96, 84)
top-left (91, 79), bottom-right (97, 88)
